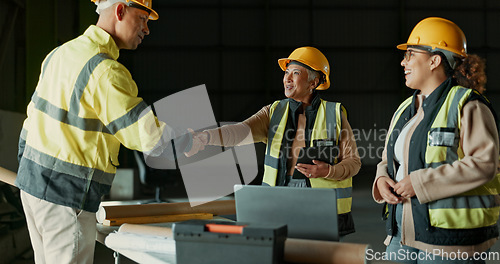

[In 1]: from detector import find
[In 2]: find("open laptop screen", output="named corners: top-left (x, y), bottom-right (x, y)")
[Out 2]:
top-left (234, 184), bottom-right (339, 241)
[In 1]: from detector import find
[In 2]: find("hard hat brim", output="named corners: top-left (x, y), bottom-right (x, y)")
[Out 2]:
top-left (396, 43), bottom-right (467, 58)
top-left (396, 43), bottom-right (408, 50)
top-left (149, 9), bottom-right (159, 20)
top-left (133, 2), bottom-right (159, 20)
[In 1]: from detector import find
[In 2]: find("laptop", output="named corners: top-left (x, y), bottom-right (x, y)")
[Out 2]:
top-left (233, 184), bottom-right (339, 241)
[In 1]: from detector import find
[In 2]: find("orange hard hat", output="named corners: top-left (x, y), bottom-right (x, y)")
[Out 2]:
top-left (92, 0), bottom-right (159, 20)
top-left (397, 17), bottom-right (466, 57)
top-left (278, 47), bottom-right (331, 90)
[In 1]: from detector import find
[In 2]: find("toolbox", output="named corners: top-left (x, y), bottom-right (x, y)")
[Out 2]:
top-left (173, 219), bottom-right (287, 264)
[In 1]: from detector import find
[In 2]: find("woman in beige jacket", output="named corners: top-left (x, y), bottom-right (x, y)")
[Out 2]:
top-left (373, 17), bottom-right (500, 263)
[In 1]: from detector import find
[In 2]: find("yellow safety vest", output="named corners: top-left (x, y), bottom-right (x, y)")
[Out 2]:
top-left (16, 26), bottom-right (163, 212)
top-left (389, 86), bottom-right (500, 229)
top-left (262, 99), bottom-right (352, 214)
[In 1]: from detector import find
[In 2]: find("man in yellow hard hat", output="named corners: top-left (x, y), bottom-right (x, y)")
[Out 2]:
top-left (187, 46), bottom-right (362, 237)
top-left (16, 1), bottom-right (164, 263)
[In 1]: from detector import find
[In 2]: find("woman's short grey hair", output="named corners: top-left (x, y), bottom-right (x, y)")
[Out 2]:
top-left (306, 69), bottom-right (320, 85)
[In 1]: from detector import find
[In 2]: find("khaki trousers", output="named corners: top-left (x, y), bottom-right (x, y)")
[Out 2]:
top-left (21, 191), bottom-right (96, 264)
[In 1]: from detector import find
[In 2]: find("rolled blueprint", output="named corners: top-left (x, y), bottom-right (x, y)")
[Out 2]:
top-left (118, 223), bottom-right (174, 237)
top-left (105, 224), bottom-right (175, 254)
top-left (113, 224), bottom-right (370, 264)
top-left (0, 167), bottom-right (17, 186)
top-left (285, 238), bottom-right (370, 264)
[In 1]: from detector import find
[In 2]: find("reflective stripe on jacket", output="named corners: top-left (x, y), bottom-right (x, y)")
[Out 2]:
top-left (425, 87), bottom-right (500, 230)
top-left (262, 98), bottom-right (353, 215)
top-left (385, 83), bottom-right (500, 245)
top-left (16, 26), bottom-right (163, 212)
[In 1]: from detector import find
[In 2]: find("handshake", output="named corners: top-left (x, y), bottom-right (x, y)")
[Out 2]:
top-left (137, 84), bottom-right (258, 205)
top-left (184, 129), bottom-right (211, 157)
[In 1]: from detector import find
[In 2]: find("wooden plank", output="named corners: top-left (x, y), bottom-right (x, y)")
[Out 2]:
top-left (97, 200), bottom-right (235, 223)
top-left (102, 213), bottom-right (213, 226)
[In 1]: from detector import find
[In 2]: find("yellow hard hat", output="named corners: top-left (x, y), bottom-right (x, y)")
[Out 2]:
top-left (92, 0), bottom-right (159, 20)
top-left (278, 47), bottom-right (331, 90)
top-left (397, 17), bottom-right (466, 57)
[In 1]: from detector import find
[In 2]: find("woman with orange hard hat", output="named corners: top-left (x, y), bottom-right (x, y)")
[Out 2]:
top-left (187, 46), bottom-right (362, 237)
top-left (373, 17), bottom-right (500, 263)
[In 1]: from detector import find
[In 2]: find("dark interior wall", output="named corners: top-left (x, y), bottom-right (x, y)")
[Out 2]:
top-left (1, 0), bottom-right (500, 166)
top-left (125, 0), bottom-right (500, 164)
top-left (0, 0), bottom-right (25, 112)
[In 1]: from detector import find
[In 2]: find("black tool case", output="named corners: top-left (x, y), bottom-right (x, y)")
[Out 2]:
top-left (173, 219), bottom-right (287, 264)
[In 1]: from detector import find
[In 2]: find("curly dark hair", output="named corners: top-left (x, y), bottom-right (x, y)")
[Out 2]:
top-left (453, 54), bottom-right (487, 94)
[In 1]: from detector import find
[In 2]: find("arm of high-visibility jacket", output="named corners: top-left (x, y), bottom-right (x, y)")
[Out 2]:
top-left (412, 101), bottom-right (499, 204)
top-left (91, 64), bottom-right (164, 153)
top-left (17, 102), bottom-right (34, 163)
top-left (18, 126), bottom-right (27, 164)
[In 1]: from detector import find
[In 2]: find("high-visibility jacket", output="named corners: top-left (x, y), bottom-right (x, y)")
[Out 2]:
top-left (262, 95), bottom-right (354, 235)
top-left (384, 80), bottom-right (500, 245)
top-left (16, 26), bottom-right (163, 213)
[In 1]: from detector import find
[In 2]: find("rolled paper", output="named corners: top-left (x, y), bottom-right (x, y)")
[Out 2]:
top-left (109, 223), bottom-right (370, 263)
top-left (0, 167), bottom-right (17, 186)
top-left (118, 223), bottom-right (174, 237)
top-left (284, 238), bottom-right (370, 264)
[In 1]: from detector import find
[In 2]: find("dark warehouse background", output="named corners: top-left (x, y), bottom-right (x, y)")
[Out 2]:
top-left (1, 0), bottom-right (500, 172)
top-left (2, 0), bottom-right (500, 170)
top-left (2, 1), bottom-right (500, 263)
